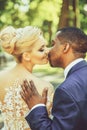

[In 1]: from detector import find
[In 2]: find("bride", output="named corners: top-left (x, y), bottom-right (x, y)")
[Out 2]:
top-left (0, 26), bottom-right (54, 130)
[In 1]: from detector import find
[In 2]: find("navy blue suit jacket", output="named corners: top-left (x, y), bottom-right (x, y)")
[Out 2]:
top-left (25, 60), bottom-right (87, 130)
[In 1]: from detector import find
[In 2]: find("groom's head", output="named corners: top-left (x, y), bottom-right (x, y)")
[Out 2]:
top-left (48, 27), bottom-right (87, 69)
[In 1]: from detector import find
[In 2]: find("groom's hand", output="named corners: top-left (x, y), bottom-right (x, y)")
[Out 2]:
top-left (20, 80), bottom-right (48, 109)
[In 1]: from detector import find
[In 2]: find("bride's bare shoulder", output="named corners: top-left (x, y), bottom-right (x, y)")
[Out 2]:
top-left (34, 76), bottom-right (54, 91)
top-left (0, 69), bottom-right (12, 86)
top-left (0, 70), bottom-right (8, 78)
top-left (0, 70), bottom-right (8, 85)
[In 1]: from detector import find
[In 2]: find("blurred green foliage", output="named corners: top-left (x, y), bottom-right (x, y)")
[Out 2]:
top-left (0, 0), bottom-right (87, 86)
top-left (79, 0), bottom-right (87, 33)
top-left (0, 0), bottom-right (87, 82)
top-left (0, 0), bottom-right (87, 43)
top-left (0, 0), bottom-right (62, 43)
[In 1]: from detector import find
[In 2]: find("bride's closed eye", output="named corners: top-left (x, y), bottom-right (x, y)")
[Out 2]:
top-left (39, 48), bottom-right (44, 52)
top-left (39, 45), bottom-right (45, 52)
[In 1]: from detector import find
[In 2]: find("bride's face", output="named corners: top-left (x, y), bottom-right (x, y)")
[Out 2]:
top-left (29, 36), bottom-right (49, 65)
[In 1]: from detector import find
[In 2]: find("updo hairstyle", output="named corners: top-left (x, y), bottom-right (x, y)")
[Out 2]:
top-left (0, 26), bottom-right (42, 63)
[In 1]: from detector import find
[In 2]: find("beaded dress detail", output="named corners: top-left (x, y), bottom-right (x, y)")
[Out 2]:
top-left (0, 79), bottom-right (30, 130)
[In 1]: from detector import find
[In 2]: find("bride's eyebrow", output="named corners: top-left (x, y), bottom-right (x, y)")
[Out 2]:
top-left (38, 45), bottom-right (45, 51)
top-left (40, 45), bottom-right (45, 48)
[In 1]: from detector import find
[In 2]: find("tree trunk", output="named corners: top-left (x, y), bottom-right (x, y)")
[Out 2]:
top-left (73, 0), bottom-right (80, 27)
top-left (58, 0), bottom-right (80, 29)
top-left (58, 0), bottom-right (69, 29)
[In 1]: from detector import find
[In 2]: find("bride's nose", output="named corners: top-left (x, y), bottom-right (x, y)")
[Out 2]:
top-left (46, 47), bottom-right (52, 53)
top-left (45, 47), bottom-right (50, 54)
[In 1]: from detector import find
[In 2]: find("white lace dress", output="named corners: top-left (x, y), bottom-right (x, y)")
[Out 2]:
top-left (0, 80), bottom-right (30, 130)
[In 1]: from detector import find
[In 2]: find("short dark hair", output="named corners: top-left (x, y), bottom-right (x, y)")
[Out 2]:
top-left (57, 27), bottom-right (87, 53)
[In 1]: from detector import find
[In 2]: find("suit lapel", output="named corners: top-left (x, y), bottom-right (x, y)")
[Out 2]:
top-left (66, 60), bottom-right (87, 78)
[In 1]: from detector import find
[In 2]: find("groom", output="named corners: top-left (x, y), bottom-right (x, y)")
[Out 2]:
top-left (21, 27), bottom-right (87, 130)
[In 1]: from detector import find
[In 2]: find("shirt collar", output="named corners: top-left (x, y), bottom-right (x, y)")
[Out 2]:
top-left (64, 58), bottom-right (84, 78)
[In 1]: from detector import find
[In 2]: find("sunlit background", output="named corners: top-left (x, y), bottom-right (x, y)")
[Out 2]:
top-left (0, 0), bottom-right (87, 84)
top-left (0, 0), bottom-right (87, 128)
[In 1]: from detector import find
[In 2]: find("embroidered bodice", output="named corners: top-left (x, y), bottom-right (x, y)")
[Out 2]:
top-left (0, 79), bottom-right (30, 130)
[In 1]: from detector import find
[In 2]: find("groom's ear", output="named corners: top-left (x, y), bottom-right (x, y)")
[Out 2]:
top-left (63, 43), bottom-right (70, 53)
top-left (22, 52), bottom-right (30, 61)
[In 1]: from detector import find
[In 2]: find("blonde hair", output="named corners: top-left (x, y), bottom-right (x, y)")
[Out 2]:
top-left (0, 26), bottom-right (42, 62)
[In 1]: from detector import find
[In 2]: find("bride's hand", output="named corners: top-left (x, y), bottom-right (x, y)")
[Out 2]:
top-left (20, 80), bottom-right (48, 110)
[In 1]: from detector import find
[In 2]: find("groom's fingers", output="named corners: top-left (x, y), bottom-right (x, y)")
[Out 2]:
top-left (21, 80), bottom-right (32, 97)
top-left (21, 80), bottom-right (40, 101)
top-left (30, 80), bottom-right (39, 94)
top-left (42, 87), bottom-right (48, 104)
top-left (42, 87), bottom-right (48, 98)
top-left (20, 88), bottom-right (29, 104)
top-left (23, 79), bottom-right (30, 89)
top-left (20, 91), bottom-right (26, 101)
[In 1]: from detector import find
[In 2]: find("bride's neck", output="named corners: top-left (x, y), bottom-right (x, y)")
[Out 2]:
top-left (15, 63), bottom-right (33, 73)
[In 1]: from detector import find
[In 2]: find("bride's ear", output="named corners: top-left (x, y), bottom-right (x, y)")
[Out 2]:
top-left (22, 52), bottom-right (30, 61)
